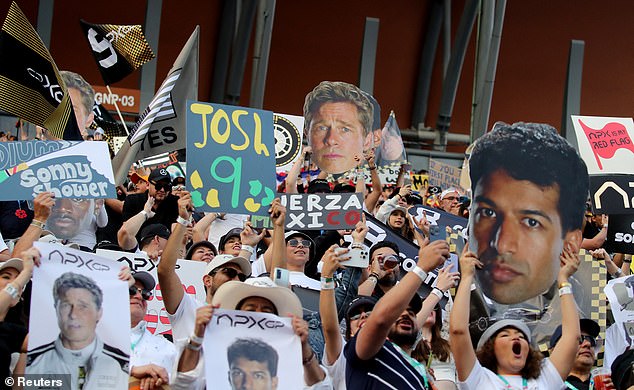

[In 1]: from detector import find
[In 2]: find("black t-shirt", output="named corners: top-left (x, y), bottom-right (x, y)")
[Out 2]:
top-left (565, 374), bottom-right (590, 390)
top-left (122, 192), bottom-right (179, 233)
top-left (0, 200), bottom-right (34, 239)
top-left (0, 322), bottom-right (27, 389)
top-left (583, 222), bottom-right (601, 240)
top-left (344, 333), bottom-right (432, 389)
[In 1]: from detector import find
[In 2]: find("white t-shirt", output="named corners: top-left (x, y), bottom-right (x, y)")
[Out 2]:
top-left (167, 293), bottom-right (204, 344)
top-left (321, 335), bottom-right (347, 390)
top-left (604, 323), bottom-right (627, 369)
top-left (0, 231), bottom-right (7, 253)
top-left (251, 257), bottom-right (321, 290)
top-left (458, 359), bottom-right (565, 390)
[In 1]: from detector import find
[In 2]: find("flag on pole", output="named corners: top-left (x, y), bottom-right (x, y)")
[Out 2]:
top-left (0, 2), bottom-right (82, 140)
top-left (80, 19), bottom-right (155, 85)
top-left (111, 26), bottom-right (199, 185)
top-left (375, 110), bottom-right (407, 168)
top-left (91, 102), bottom-right (127, 138)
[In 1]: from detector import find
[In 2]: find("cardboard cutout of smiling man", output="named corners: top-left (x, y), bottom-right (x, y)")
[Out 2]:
top-left (303, 81), bottom-right (374, 175)
top-left (468, 122), bottom-right (589, 305)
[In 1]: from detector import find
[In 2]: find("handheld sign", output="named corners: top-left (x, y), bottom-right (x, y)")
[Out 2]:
top-left (0, 141), bottom-right (116, 200)
top-left (187, 101), bottom-right (276, 215)
top-left (280, 193), bottom-right (363, 230)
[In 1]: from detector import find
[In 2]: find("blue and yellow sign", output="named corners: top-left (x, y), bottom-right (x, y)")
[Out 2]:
top-left (186, 101), bottom-right (276, 215)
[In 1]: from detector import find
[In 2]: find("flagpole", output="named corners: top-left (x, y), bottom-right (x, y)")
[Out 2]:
top-left (106, 85), bottom-right (130, 136)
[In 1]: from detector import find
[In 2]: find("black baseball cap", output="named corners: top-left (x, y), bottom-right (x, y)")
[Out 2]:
top-left (132, 271), bottom-right (156, 291)
top-left (148, 167), bottom-right (171, 183)
top-left (549, 318), bottom-right (600, 348)
top-left (307, 179), bottom-right (331, 194)
top-left (139, 224), bottom-right (171, 242)
top-left (346, 296), bottom-right (378, 319)
top-left (333, 183), bottom-right (355, 193)
top-left (186, 240), bottom-right (218, 260)
top-left (218, 228), bottom-right (242, 250)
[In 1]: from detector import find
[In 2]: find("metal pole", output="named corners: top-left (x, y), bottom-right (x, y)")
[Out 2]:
top-left (442, 0), bottom-right (451, 76)
top-left (561, 40), bottom-right (585, 150)
top-left (36, 0), bottom-right (54, 49)
top-left (139, 0), bottom-right (162, 111)
top-left (249, 0), bottom-right (276, 109)
top-left (359, 17), bottom-right (380, 95)
top-left (411, 0), bottom-right (443, 129)
top-left (471, 0), bottom-right (494, 139)
top-left (210, 0), bottom-right (238, 103)
top-left (224, 0), bottom-right (258, 105)
top-left (473, 0), bottom-right (506, 141)
top-left (434, 0), bottom-right (479, 151)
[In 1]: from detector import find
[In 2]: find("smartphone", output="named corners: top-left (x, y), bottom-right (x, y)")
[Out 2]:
top-left (273, 267), bottom-right (290, 288)
top-left (345, 248), bottom-right (370, 268)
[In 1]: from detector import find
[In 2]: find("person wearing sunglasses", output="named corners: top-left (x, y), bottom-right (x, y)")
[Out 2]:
top-left (129, 271), bottom-right (177, 390)
top-left (121, 167), bottom-right (180, 235)
top-left (549, 318), bottom-right (610, 390)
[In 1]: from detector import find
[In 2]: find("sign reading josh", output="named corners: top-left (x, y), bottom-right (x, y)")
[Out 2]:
top-left (280, 193), bottom-right (363, 230)
top-left (187, 101), bottom-right (276, 216)
top-left (0, 141), bottom-right (116, 200)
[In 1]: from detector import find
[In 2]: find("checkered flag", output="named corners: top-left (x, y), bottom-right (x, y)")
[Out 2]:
top-left (80, 19), bottom-right (155, 85)
top-left (0, 2), bottom-right (82, 140)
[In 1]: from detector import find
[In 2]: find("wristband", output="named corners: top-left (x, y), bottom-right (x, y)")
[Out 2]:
top-left (241, 245), bottom-right (255, 255)
top-left (411, 266), bottom-right (428, 283)
top-left (185, 340), bottom-right (202, 351)
top-left (603, 224), bottom-right (609, 228)
top-left (367, 275), bottom-right (379, 284)
top-left (320, 277), bottom-right (335, 290)
top-left (30, 219), bottom-right (45, 229)
top-left (431, 287), bottom-right (444, 299)
top-left (2, 284), bottom-right (19, 300)
top-left (614, 269), bottom-right (623, 277)
top-left (558, 281), bottom-right (572, 289)
top-left (558, 286), bottom-right (573, 297)
top-left (368, 166), bottom-right (376, 171)
top-left (350, 243), bottom-right (365, 250)
top-left (190, 333), bottom-right (204, 344)
top-left (176, 215), bottom-right (191, 227)
top-left (140, 210), bottom-right (148, 220)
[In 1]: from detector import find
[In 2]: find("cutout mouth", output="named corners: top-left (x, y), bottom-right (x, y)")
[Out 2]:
top-left (512, 341), bottom-right (522, 355)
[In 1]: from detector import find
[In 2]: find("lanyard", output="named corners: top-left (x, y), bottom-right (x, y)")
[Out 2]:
top-left (565, 381), bottom-right (579, 390)
top-left (390, 342), bottom-right (430, 389)
top-left (497, 374), bottom-right (528, 390)
top-left (131, 327), bottom-right (145, 351)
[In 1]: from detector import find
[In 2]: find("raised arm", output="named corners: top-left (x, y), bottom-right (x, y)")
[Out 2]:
top-left (118, 197), bottom-right (155, 250)
top-left (416, 264), bottom-right (459, 328)
top-left (355, 238), bottom-right (449, 360)
top-left (157, 192), bottom-right (192, 314)
top-left (450, 247), bottom-right (483, 381)
top-left (549, 243), bottom-right (582, 379)
top-left (12, 192), bottom-right (54, 258)
top-left (261, 199), bottom-right (287, 273)
top-left (192, 212), bottom-right (220, 243)
top-left (363, 150), bottom-right (382, 212)
top-left (319, 245), bottom-right (348, 365)
top-left (285, 146), bottom-right (311, 194)
top-left (0, 247), bottom-right (39, 321)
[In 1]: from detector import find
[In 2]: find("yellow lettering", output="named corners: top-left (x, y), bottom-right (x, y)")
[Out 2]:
top-left (253, 113), bottom-right (270, 156)
top-left (211, 109), bottom-right (230, 144)
top-left (230, 110), bottom-right (250, 151)
top-left (190, 103), bottom-right (213, 148)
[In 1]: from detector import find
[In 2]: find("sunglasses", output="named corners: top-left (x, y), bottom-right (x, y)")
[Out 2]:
top-left (129, 286), bottom-right (152, 300)
top-left (212, 267), bottom-right (247, 282)
top-left (350, 310), bottom-right (372, 321)
top-left (287, 239), bottom-right (312, 248)
top-left (152, 181), bottom-right (172, 192)
top-left (579, 334), bottom-right (596, 347)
